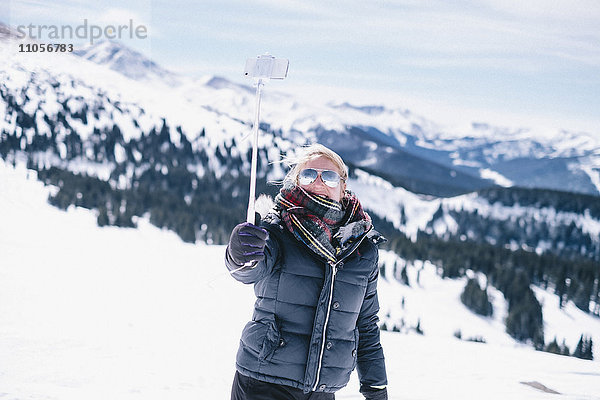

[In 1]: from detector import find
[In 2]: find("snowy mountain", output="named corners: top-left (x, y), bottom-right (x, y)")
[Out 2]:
top-left (350, 171), bottom-right (600, 262)
top-left (73, 40), bottom-right (181, 85)
top-left (1, 160), bottom-right (599, 400)
top-left (1, 34), bottom-right (599, 353)
top-left (0, 21), bottom-right (23, 40)
top-left (2, 40), bottom-right (598, 259)
top-left (4, 37), bottom-right (600, 196)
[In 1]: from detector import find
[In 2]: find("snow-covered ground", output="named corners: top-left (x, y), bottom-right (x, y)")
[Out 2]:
top-left (1, 159), bottom-right (599, 400)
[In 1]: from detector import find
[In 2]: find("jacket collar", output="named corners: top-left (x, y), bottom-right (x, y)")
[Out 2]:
top-left (263, 211), bottom-right (386, 264)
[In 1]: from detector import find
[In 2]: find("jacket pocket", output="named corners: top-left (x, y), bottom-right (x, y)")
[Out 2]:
top-left (352, 327), bottom-right (360, 370)
top-left (258, 320), bottom-right (281, 362)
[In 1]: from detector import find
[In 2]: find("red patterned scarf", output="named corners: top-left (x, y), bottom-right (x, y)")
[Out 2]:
top-left (275, 183), bottom-right (372, 263)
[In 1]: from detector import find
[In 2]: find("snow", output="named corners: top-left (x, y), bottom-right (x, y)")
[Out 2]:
top-left (349, 169), bottom-right (441, 240)
top-left (444, 194), bottom-right (600, 246)
top-left (580, 155), bottom-right (600, 194)
top-left (1, 159), bottom-right (599, 400)
top-left (533, 286), bottom-right (600, 352)
top-left (0, 160), bottom-right (254, 400)
top-left (480, 168), bottom-right (514, 187)
top-left (73, 40), bottom-right (180, 85)
top-left (378, 258), bottom-right (513, 345)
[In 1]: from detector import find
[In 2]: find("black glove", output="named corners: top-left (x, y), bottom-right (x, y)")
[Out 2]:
top-left (226, 222), bottom-right (268, 266)
top-left (360, 385), bottom-right (388, 400)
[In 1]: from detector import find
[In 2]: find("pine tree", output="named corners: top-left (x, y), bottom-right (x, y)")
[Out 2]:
top-left (505, 290), bottom-right (544, 349)
top-left (573, 334), bottom-right (594, 360)
top-left (415, 319), bottom-right (424, 335)
top-left (585, 337), bottom-right (594, 360)
top-left (574, 334), bottom-right (585, 359)
top-left (544, 337), bottom-right (561, 355)
top-left (555, 270), bottom-right (567, 309)
top-left (461, 278), bottom-right (493, 316)
top-left (97, 205), bottom-right (109, 227)
top-left (400, 265), bottom-right (410, 286)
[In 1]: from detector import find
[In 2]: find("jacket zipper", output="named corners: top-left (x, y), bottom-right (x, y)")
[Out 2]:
top-left (312, 259), bottom-right (339, 392)
top-left (311, 231), bottom-right (372, 391)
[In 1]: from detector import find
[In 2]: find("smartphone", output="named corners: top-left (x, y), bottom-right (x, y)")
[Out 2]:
top-left (244, 55), bottom-right (289, 79)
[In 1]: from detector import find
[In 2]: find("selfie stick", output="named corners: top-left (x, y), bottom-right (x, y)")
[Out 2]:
top-left (246, 79), bottom-right (264, 224)
top-left (244, 54), bottom-right (288, 224)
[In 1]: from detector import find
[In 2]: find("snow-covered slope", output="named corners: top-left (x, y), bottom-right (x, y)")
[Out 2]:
top-left (0, 22), bottom-right (22, 40)
top-left (0, 39), bottom-right (244, 146)
top-left (348, 168), bottom-right (600, 263)
top-left (1, 159), bottom-right (599, 400)
top-left (73, 40), bottom-right (181, 85)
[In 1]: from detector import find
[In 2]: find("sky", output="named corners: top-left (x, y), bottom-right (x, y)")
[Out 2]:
top-left (3, 0), bottom-right (600, 132)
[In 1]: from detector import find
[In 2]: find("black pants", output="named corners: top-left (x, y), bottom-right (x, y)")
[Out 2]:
top-left (231, 371), bottom-right (335, 400)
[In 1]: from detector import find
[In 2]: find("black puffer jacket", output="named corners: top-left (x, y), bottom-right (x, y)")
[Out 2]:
top-left (226, 214), bottom-right (387, 393)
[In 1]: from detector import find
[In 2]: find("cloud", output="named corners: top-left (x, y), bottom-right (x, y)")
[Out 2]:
top-left (390, 55), bottom-right (542, 73)
top-left (476, 0), bottom-right (600, 21)
top-left (96, 7), bottom-right (151, 27)
top-left (8, 1), bottom-right (154, 31)
top-left (96, 6), bottom-right (157, 38)
top-left (8, 0), bottom-right (95, 24)
top-left (178, 1), bottom-right (600, 67)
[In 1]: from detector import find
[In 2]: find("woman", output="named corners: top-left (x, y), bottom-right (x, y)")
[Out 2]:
top-left (226, 144), bottom-right (388, 400)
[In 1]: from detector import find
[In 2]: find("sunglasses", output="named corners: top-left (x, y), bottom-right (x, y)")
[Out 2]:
top-left (298, 168), bottom-right (344, 188)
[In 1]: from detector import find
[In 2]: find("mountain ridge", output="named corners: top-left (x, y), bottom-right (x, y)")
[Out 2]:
top-left (4, 36), bottom-right (597, 195)
top-left (73, 40), bottom-right (181, 85)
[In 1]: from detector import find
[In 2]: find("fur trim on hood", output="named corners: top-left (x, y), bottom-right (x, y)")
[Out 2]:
top-left (255, 194), bottom-right (276, 220)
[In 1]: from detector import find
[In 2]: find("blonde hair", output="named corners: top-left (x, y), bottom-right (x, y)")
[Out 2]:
top-left (283, 143), bottom-right (348, 186)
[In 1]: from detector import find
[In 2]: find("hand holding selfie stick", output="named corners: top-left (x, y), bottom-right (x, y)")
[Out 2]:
top-left (244, 54), bottom-right (289, 224)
